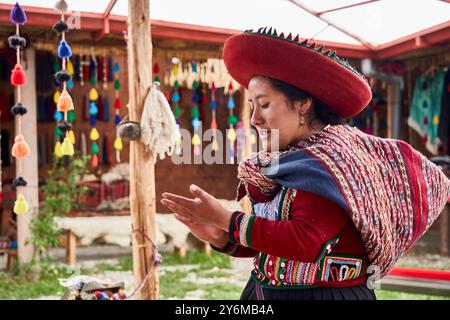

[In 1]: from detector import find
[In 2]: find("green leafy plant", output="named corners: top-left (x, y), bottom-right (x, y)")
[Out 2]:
top-left (29, 154), bottom-right (89, 261)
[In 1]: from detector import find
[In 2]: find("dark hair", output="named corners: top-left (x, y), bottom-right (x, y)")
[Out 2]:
top-left (265, 77), bottom-right (344, 126)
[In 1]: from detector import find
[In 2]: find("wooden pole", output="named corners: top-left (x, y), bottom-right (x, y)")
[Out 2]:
top-left (127, 0), bottom-right (159, 299)
top-left (17, 48), bottom-right (38, 263)
top-left (240, 89), bottom-right (252, 213)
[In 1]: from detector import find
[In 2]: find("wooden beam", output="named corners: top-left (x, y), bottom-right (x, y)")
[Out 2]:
top-left (127, 0), bottom-right (159, 300)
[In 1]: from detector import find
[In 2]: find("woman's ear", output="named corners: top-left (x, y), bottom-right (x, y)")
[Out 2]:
top-left (294, 98), bottom-right (313, 115)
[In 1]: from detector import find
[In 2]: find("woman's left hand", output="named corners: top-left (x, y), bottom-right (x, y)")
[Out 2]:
top-left (161, 184), bottom-right (232, 231)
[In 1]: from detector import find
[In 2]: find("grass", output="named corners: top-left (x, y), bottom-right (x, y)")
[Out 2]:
top-left (1, 250), bottom-right (449, 300)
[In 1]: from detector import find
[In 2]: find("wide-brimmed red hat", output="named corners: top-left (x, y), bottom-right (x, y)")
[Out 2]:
top-left (223, 28), bottom-right (372, 118)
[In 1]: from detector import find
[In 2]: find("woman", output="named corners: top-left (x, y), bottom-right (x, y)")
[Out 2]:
top-left (161, 28), bottom-right (450, 300)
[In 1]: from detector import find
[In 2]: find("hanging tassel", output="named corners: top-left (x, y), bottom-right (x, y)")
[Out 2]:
top-left (55, 0), bottom-right (69, 13)
top-left (89, 88), bottom-right (98, 101)
top-left (53, 90), bottom-right (60, 103)
top-left (90, 128), bottom-right (100, 141)
top-left (11, 64), bottom-right (26, 86)
top-left (58, 40), bottom-right (72, 58)
top-left (114, 115), bottom-right (122, 125)
top-left (13, 194), bottom-right (29, 214)
top-left (114, 98), bottom-right (121, 109)
top-left (114, 137), bottom-right (123, 151)
top-left (91, 141), bottom-right (99, 154)
top-left (12, 134), bottom-right (30, 158)
top-left (103, 96), bottom-right (110, 121)
top-left (192, 134), bottom-right (201, 145)
top-left (90, 117), bottom-right (97, 127)
top-left (57, 90), bottom-right (74, 112)
top-left (91, 154), bottom-right (99, 167)
top-left (67, 59), bottom-right (74, 75)
top-left (54, 141), bottom-right (63, 157)
top-left (227, 128), bottom-right (237, 141)
top-left (89, 102), bottom-right (98, 116)
top-left (61, 137), bottom-right (74, 156)
top-left (10, 2), bottom-right (27, 25)
top-left (54, 110), bottom-right (63, 122)
top-left (68, 130), bottom-right (76, 145)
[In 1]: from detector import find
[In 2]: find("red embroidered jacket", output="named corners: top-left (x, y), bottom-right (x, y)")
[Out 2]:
top-left (213, 184), bottom-right (370, 288)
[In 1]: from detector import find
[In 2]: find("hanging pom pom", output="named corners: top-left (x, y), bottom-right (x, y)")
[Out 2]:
top-left (10, 102), bottom-right (27, 116)
top-left (61, 137), bottom-right (74, 156)
top-left (10, 2), bottom-right (27, 25)
top-left (91, 154), bottom-right (99, 167)
top-left (67, 60), bottom-right (74, 75)
top-left (227, 128), bottom-right (237, 141)
top-left (90, 117), bottom-right (97, 127)
top-left (68, 130), bottom-right (76, 145)
top-left (55, 70), bottom-right (72, 83)
top-left (114, 98), bottom-right (121, 109)
top-left (54, 141), bottom-right (63, 157)
top-left (55, 0), bottom-right (69, 13)
top-left (53, 20), bottom-right (69, 33)
top-left (57, 121), bottom-right (72, 133)
top-left (89, 88), bottom-right (98, 101)
top-left (54, 110), bottom-right (63, 122)
top-left (191, 134), bottom-right (201, 146)
top-left (433, 115), bottom-right (439, 125)
top-left (171, 91), bottom-right (180, 103)
top-left (113, 137), bottom-right (123, 151)
top-left (57, 90), bottom-right (74, 112)
top-left (154, 75), bottom-right (161, 83)
top-left (173, 106), bottom-right (181, 118)
top-left (68, 110), bottom-right (76, 122)
top-left (91, 141), bottom-right (99, 154)
top-left (211, 82), bottom-right (216, 91)
top-left (53, 90), bottom-right (61, 104)
top-left (67, 79), bottom-right (74, 90)
top-left (113, 63), bottom-right (120, 73)
top-left (114, 80), bottom-right (120, 90)
top-left (209, 100), bottom-right (216, 111)
top-left (153, 63), bottom-right (160, 74)
top-left (191, 107), bottom-right (200, 119)
top-left (10, 64), bottom-right (26, 86)
top-left (227, 97), bottom-right (235, 109)
top-left (8, 35), bottom-right (26, 49)
top-left (55, 126), bottom-right (64, 137)
top-left (210, 119), bottom-right (217, 130)
top-left (191, 118), bottom-right (201, 129)
top-left (58, 40), bottom-right (72, 58)
top-left (12, 177), bottom-right (28, 189)
top-left (89, 102), bottom-right (98, 116)
top-left (228, 114), bottom-right (239, 125)
top-left (114, 115), bottom-right (122, 125)
top-left (12, 134), bottom-right (30, 158)
top-left (13, 194), bottom-right (29, 215)
top-left (90, 128), bottom-right (100, 141)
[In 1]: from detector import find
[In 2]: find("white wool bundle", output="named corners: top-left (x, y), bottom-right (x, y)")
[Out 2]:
top-left (140, 82), bottom-right (181, 160)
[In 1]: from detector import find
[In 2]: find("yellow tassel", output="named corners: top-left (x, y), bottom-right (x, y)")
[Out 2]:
top-left (227, 128), bottom-right (237, 141)
top-left (54, 141), bottom-right (63, 157)
top-left (113, 137), bottom-right (123, 151)
top-left (67, 60), bottom-right (74, 75)
top-left (61, 137), bottom-right (74, 156)
top-left (89, 88), bottom-right (98, 101)
top-left (53, 90), bottom-right (60, 104)
top-left (68, 130), bottom-right (76, 145)
top-left (192, 134), bottom-right (201, 145)
top-left (14, 194), bottom-right (29, 214)
top-left (90, 128), bottom-right (100, 141)
top-left (433, 115), bottom-right (439, 125)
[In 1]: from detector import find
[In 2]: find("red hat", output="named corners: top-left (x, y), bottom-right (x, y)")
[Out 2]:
top-left (222, 28), bottom-right (372, 118)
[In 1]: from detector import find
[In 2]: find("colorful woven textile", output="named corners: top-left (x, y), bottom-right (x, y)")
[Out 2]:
top-left (238, 124), bottom-right (450, 278)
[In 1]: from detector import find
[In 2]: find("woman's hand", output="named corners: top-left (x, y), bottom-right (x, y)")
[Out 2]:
top-left (174, 214), bottom-right (229, 249)
top-left (160, 184), bottom-right (232, 231)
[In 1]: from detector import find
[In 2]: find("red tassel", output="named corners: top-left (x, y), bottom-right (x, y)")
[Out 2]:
top-left (153, 63), bottom-right (160, 74)
top-left (114, 98), bottom-right (121, 109)
top-left (83, 65), bottom-right (89, 81)
top-left (92, 154), bottom-right (98, 167)
top-left (423, 116), bottom-right (428, 125)
top-left (165, 90), bottom-right (171, 101)
top-left (11, 64), bottom-right (26, 86)
top-left (228, 82), bottom-right (233, 91)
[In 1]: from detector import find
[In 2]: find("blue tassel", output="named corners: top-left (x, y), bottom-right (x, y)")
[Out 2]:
top-left (67, 79), bottom-right (74, 89)
top-left (209, 100), bottom-right (216, 111)
top-left (113, 63), bottom-right (120, 73)
top-left (10, 2), bottom-right (27, 25)
top-left (192, 63), bottom-right (197, 73)
top-left (192, 118), bottom-right (201, 129)
top-left (54, 111), bottom-right (63, 122)
top-left (114, 114), bottom-right (121, 125)
top-left (90, 116), bottom-right (97, 127)
top-left (172, 91), bottom-right (180, 103)
top-left (103, 96), bottom-right (110, 121)
top-left (227, 97), bottom-right (235, 109)
top-left (192, 91), bottom-right (199, 103)
top-left (89, 102), bottom-right (98, 115)
top-left (58, 40), bottom-right (72, 58)
top-left (108, 56), bottom-right (114, 81)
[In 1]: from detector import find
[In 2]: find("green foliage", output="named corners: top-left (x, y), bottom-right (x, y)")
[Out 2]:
top-left (29, 154), bottom-right (89, 261)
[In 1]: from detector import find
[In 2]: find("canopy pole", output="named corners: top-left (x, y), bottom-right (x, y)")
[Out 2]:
top-left (127, 0), bottom-right (159, 300)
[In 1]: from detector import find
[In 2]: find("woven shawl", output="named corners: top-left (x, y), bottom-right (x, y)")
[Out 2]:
top-left (240, 124), bottom-right (449, 278)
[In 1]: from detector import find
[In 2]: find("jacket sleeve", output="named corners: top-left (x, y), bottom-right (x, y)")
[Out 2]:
top-left (210, 242), bottom-right (259, 258)
top-left (228, 190), bottom-right (350, 262)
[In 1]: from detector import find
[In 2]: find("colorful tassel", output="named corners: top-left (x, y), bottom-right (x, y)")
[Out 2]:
top-left (12, 134), bottom-right (30, 158)
top-left (91, 154), bottom-right (99, 167)
top-left (58, 40), bottom-right (72, 58)
top-left (61, 137), bottom-right (74, 156)
top-left (90, 128), bottom-right (100, 141)
top-left (113, 137), bottom-right (123, 151)
top-left (57, 90), bottom-right (74, 112)
top-left (89, 88), bottom-right (98, 101)
top-left (11, 64), bottom-right (26, 86)
top-left (13, 194), bottom-right (29, 214)
top-left (68, 130), bottom-right (76, 145)
top-left (54, 141), bottom-right (63, 157)
top-left (10, 2), bottom-right (27, 25)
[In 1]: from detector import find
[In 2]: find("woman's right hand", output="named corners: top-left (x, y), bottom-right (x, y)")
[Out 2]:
top-left (175, 214), bottom-right (229, 249)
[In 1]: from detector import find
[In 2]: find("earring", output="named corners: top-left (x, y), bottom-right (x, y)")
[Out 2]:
top-left (300, 113), bottom-right (305, 125)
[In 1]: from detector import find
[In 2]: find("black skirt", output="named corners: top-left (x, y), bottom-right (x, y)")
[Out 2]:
top-left (240, 277), bottom-right (377, 300)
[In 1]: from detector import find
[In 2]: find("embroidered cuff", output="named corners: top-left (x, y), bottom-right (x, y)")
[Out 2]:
top-left (229, 211), bottom-right (256, 248)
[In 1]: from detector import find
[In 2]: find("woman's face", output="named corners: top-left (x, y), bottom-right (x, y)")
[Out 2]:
top-left (248, 76), bottom-right (311, 152)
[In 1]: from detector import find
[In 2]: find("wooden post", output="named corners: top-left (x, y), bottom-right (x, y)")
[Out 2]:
top-left (65, 230), bottom-right (77, 265)
top-left (127, 0), bottom-right (159, 299)
top-left (240, 89), bottom-right (252, 213)
top-left (17, 48), bottom-right (38, 263)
